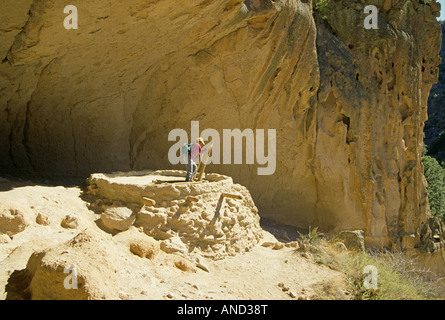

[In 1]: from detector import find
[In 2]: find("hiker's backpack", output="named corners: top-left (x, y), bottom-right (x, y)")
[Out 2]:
top-left (180, 143), bottom-right (192, 156)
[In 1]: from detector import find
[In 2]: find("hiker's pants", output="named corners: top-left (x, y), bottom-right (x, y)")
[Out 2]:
top-left (186, 154), bottom-right (197, 182)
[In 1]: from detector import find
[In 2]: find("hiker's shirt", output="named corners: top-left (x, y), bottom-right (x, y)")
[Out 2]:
top-left (190, 143), bottom-right (202, 161)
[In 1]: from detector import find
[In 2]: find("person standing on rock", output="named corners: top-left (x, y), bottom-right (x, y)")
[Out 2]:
top-left (185, 137), bottom-right (205, 182)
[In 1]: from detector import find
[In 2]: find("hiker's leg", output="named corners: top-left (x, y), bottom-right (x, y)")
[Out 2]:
top-left (186, 156), bottom-right (198, 182)
top-left (191, 161), bottom-right (197, 180)
top-left (185, 155), bottom-right (192, 181)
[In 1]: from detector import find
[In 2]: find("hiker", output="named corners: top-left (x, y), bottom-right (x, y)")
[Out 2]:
top-left (184, 137), bottom-right (205, 182)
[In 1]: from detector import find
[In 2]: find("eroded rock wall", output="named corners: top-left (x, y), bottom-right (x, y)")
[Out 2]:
top-left (314, 0), bottom-right (442, 248)
top-left (0, 0), bottom-right (442, 249)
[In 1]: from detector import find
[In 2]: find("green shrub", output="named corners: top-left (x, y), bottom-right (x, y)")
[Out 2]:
top-left (297, 226), bottom-right (324, 246)
top-left (307, 241), bottom-right (443, 299)
top-left (314, 0), bottom-right (330, 20)
top-left (336, 250), bottom-right (444, 299)
top-left (341, 253), bottom-right (424, 299)
top-left (422, 155), bottom-right (445, 221)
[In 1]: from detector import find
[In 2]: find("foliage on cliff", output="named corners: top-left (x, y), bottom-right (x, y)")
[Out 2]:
top-left (422, 152), bottom-right (445, 221)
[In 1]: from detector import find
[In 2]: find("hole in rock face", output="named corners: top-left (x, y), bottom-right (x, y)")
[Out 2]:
top-left (341, 115), bottom-right (351, 130)
top-left (340, 115), bottom-right (352, 144)
top-left (242, 0), bottom-right (276, 12)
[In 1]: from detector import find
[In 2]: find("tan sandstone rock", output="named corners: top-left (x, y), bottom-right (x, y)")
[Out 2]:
top-left (0, 200), bottom-right (33, 236)
top-left (87, 170), bottom-right (263, 259)
top-left (36, 213), bottom-right (50, 226)
top-left (112, 227), bottom-right (160, 261)
top-left (332, 230), bottom-right (365, 252)
top-left (19, 231), bottom-right (120, 300)
top-left (129, 237), bottom-right (159, 260)
top-left (61, 215), bottom-right (79, 229)
top-left (100, 207), bottom-right (136, 232)
top-left (0, 0), bottom-right (442, 258)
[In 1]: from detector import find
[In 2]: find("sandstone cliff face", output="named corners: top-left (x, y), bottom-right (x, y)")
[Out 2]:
top-left (0, 0), bottom-right (442, 250)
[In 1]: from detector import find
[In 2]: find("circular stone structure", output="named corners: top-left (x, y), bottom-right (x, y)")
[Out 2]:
top-left (86, 170), bottom-right (263, 259)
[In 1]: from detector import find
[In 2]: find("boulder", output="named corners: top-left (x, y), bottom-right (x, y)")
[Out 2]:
top-left (173, 257), bottom-right (196, 272)
top-left (36, 213), bottom-right (50, 226)
top-left (333, 230), bottom-right (365, 252)
top-left (160, 236), bottom-right (187, 255)
top-left (417, 216), bottom-right (445, 253)
top-left (7, 232), bottom-right (121, 300)
top-left (141, 197), bottom-right (156, 207)
top-left (129, 236), bottom-right (159, 260)
top-left (195, 256), bottom-right (210, 273)
top-left (285, 241), bottom-right (300, 249)
top-left (100, 207), bottom-right (135, 232)
top-left (112, 227), bottom-right (160, 260)
top-left (136, 207), bottom-right (168, 232)
top-left (61, 215), bottom-right (79, 229)
top-left (0, 201), bottom-right (33, 236)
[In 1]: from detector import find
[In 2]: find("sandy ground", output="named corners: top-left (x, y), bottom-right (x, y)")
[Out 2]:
top-left (0, 177), bottom-right (348, 300)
